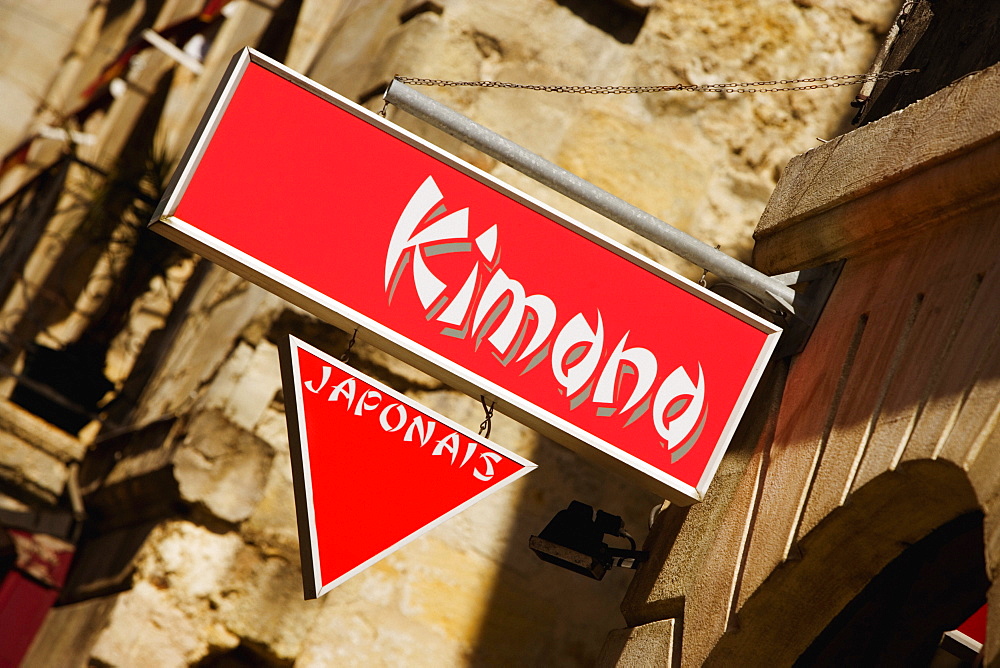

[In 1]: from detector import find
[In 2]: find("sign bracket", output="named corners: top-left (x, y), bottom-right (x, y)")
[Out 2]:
top-left (383, 80), bottom-right (804, 318)
top-left (708, 259), bottom-right (843, 358)
top-left (768, 259), bottom-right (845, 358)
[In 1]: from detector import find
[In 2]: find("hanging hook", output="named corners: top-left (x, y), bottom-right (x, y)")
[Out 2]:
top-left (479, 395), bottom-right (495, 439)
top-left (379, 77), bottom-right (396, 117)
top-left (340, 328), bottom-right (358, 363)
top-left (699, 244), bottom-right (721, 287)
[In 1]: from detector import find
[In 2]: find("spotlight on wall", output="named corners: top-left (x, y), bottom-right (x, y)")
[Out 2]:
top-left (529, 501), bottom-right (648, 580)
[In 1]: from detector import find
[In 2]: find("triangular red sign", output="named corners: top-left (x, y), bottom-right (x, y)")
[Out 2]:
top-left (279, 335), bottom-right (536, 598)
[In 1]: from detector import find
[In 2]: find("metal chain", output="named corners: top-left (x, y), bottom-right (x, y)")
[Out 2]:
top-left (479, 396), bottom-right (495, 439)
top-left (340, 328), bottom-right (357, 363)
top-left (394, 69), bottom-right (918, 95)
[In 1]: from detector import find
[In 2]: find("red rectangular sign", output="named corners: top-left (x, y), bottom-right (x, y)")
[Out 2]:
top-left (151, 49), bottom-right (781, 504)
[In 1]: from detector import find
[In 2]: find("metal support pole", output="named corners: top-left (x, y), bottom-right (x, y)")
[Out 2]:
top-left (384, 80), bottom-right (801, 317)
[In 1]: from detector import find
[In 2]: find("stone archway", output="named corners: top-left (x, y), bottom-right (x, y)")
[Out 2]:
top-left (706, 459), bottom-right (983, 665)
top-left (797, 511), bottom-right (986, 665)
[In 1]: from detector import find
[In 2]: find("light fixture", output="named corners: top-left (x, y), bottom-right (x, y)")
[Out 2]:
top-left (529, 501), bottom-right (648, 580)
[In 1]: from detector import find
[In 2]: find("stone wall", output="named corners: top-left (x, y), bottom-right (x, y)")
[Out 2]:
top-left (0, 0), bottom-right (899, 665)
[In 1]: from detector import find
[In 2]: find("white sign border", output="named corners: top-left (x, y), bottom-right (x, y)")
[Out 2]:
top-left (152, 48), bottom-right (782, 505)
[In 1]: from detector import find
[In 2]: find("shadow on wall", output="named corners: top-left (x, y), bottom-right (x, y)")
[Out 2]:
top-left (553, 0), bottom-right (648, 45)
top-left (465, 435), bottom-right (660, 666)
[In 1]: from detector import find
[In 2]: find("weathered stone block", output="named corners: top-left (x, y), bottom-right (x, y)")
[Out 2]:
top-left (0, 400), bottom-right (85, 461)
top-left (240, 446), bottom-right (298, 552)
top-left (88, 580), bottom-right (209, 668)
top-left (0, 425), bottom-right (68, 502)
top-left (174, 410), bottom-right (274, 523)
top-left (214, 541), bottom-right (317, 661)
top-left (200, 338), bottom-right (283, 433)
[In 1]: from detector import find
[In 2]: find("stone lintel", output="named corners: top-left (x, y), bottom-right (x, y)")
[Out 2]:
top-left (753, 61), bottom-right (1000, 275)
top-left (0, 400), bottom-right (86, 462)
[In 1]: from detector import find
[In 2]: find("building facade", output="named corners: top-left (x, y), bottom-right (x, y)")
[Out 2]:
top-left (0, 0), bottom-right (908, 665)
top-left (604, 5), bottom-right (1000, 662)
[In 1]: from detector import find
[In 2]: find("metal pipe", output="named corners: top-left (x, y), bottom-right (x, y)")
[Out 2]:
top-left (384, 80), bottom-right (800, 316)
